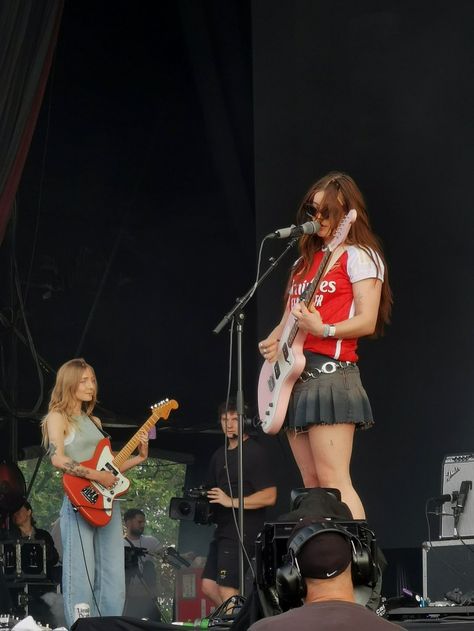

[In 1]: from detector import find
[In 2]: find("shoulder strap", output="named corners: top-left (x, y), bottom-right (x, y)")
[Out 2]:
top-left (86, 415), bottom-right (110, 439)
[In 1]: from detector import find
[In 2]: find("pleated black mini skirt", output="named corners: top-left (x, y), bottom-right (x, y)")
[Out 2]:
top-left (287, 352), bottom-right (374, 431)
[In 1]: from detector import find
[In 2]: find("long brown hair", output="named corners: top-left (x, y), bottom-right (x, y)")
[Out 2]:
top-left (292, 171), bottom-right (392, 335)
top-left (41, 358), bottom-right (98, 447)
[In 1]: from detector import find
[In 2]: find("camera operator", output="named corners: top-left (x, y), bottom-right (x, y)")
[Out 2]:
top-left (248, 517), bottom-right (397, 631)
top-left (202, 400), bottom-right (277, 606)
top-left (123, 508), bottom-right (161, 620)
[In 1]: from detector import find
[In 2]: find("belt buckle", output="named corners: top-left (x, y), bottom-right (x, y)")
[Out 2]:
top-left (320, 362), bottom-right (337, 374)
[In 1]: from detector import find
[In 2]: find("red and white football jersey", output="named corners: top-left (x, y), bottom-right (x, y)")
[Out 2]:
top-left (289, 245), bottom-right (384, 362)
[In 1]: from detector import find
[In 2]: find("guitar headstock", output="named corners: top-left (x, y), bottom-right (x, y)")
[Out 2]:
top-left (327, 208), bottom-right (357, 252)
top-left (150, 398), bottom-right (179, 421)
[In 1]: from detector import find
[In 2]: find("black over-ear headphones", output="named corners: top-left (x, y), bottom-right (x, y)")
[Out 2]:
top-left (275, 520), bottom-right (378, 606)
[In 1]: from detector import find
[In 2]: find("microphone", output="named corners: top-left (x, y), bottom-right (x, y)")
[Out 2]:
top-left (455, 480), bottom-right (472, 516)
top-left (430, 493), bottom-right (457, 506)
top-left (267, 219), bottom-right (321, 239)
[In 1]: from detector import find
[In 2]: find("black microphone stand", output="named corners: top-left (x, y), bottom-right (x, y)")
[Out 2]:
top-left (212, 235), bottom-right (299, 594)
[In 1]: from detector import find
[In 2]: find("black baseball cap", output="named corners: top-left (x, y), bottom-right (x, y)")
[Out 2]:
top-left (290, 517), bottom-right (352, 580)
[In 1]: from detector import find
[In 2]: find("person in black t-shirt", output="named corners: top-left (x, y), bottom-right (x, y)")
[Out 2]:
top-left (201, 400), bottom-right (277, 606)
top-left (9, 500), bottom-right (59, 579)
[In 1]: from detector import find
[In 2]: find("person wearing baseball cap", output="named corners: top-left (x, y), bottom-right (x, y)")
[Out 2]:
top-left (248, 517), bottom-right (398, 631)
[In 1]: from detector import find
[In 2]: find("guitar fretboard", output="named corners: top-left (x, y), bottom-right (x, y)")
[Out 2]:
top-left (112, 399), bottom-right (178, 467)
top-left (287, 248), bottom-right (332, 348)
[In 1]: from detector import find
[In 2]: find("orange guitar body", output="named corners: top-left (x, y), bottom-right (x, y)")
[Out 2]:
top-left (62, 437), bottom-right (130, 528)
top-left (62, 398), bottom-right (178, 527)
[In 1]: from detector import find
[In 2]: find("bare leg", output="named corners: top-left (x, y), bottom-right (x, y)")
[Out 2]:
top-left (202, 578), bottom-right (223, 606)
top-left (287, 431), bottom-right (320, 487)
top-left (308, 423), bottom-right (365, 519)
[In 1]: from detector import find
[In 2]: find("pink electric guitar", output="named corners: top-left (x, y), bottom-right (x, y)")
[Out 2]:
top-left (258, 210), bottom-right (357, 434)
top-left (63, 398), bottom-right (178, 527)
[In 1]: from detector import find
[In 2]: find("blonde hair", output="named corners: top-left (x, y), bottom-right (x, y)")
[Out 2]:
top-left (41, 358), bottom-right (98, 448)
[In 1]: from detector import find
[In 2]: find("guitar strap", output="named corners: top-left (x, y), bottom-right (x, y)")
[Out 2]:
top-left (323, 244), bottom-right (345, 276)
top-left (86, 414), bottom-right (111, 439)
top-left (300, 245), bottom-right (346, 304)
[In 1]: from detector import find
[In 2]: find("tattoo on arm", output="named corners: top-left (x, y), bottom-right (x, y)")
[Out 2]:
top-left (48, 442), bottom-right (57, 460)
top-left (63, 459), bottom-right (90, 479)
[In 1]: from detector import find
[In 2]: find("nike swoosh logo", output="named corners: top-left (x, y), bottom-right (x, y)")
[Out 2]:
top-left (326, 570), bottom-right (338, 577)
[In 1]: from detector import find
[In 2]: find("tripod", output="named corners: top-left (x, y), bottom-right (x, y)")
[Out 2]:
top-left (124, 544), bottom-right (165, 622)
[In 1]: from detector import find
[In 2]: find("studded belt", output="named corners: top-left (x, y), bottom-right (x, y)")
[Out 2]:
top-left (298, 360), bottom-right (357, 382)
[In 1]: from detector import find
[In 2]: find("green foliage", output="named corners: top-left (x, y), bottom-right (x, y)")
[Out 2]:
top-left (18, 458), bottom-right (64, 528)
top-left (123, 459), bottom-right (185, 545)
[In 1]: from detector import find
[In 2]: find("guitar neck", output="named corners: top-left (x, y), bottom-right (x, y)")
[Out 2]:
top-left (287, 248), bottom-right (332, 346)
top-left (112, 415), bottom-right (158, 468)
top-left (111, 398), bottom-right (178, 469)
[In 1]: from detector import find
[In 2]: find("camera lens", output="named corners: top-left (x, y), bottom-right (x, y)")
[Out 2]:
top-left (178, 501), bottom-right (191, 516)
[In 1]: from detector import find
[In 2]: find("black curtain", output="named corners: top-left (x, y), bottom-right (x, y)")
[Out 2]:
top-left (0, 0), bottom-right (63, 243)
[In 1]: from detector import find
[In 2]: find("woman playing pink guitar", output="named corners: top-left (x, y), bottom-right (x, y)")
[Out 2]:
top-left (259, 172), bottom-right (392, 519)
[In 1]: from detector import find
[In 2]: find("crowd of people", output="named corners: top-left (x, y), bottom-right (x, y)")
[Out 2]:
top-left (2, 172), bottom-right (394, 629)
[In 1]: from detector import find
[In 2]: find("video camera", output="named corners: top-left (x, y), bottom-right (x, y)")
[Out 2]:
top-left (255, 519), bottom-right (379, 592)
top-left (169, 485), bottom-right (214, 525)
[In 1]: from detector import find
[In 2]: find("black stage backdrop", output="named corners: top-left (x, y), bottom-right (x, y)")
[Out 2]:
top-left (253, 0), bottom-right (474, 549)
top-left (1, 0), bottom-right (473, 560)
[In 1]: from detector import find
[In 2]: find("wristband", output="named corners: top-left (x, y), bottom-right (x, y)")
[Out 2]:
top-left (323, 324), bottom-right (336, 338)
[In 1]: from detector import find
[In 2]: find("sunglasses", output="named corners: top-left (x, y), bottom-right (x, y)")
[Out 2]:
top-left (304, 203), bottom-right (330, 220)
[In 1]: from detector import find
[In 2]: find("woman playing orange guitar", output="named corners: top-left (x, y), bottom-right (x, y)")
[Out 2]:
top-left (41, 358), bottom-right (149, 627)
top-left (259, 172), bottom-right (392, 519)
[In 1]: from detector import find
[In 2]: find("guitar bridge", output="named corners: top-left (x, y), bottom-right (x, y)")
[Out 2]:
top-left (268, 374), bottom-right (275, 392)
top-left (81, 486), bottom-right (99, 504)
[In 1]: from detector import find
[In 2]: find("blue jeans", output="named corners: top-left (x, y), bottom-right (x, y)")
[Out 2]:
top-left (60, 495), bottom-right (125, 627)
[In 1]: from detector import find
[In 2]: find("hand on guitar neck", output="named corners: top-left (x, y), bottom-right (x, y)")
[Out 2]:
top-left (291, 302), bottom-right (323, 336)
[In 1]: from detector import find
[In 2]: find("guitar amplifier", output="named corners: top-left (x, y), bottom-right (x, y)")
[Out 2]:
top-left (440, 454), bottom-right (474, 538)
top-left (422, 539), bottom-right (474, 601)
top-left (0, 540), bottom-right (47, 581)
